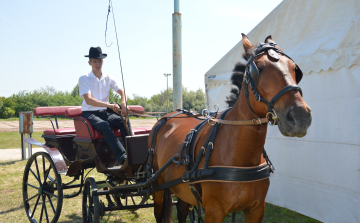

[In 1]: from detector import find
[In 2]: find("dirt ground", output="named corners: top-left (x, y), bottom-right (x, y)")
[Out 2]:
top-left (0, 119), bottom-right (158, 161)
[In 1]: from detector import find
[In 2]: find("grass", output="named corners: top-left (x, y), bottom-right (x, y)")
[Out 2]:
top-left (0, 132), bottom-right (45, 149)
top-left (0, 158), bottom-right (321, 223)
top-left (0, 130), bottom-right (319, 222)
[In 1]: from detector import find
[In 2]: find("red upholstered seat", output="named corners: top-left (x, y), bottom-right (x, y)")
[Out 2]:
top-left (65, 107), bottom-right (82, 118)
top-left (133, 127), bottom-right (152, 133)
top-left (65, 105), bottom-right (150, 140)
top-left (34, 106), bottom-right (80, 136)
top-left (73, 117), bottom-right (149, 139)
top-left (43, 128), bottom-right (76, 135)
top-left (38, 106), bottom-right (151, 138)
top-left (34, 106), bottom-right (81, 116)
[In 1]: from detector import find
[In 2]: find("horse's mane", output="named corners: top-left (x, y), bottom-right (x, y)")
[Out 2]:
top-left (226, 49), bottom-right (256, 107)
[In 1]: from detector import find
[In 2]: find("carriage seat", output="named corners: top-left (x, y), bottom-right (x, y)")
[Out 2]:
top-left (65, 106), bottom-right (152, 140)
top-left (34, 106), bottom-right (81, 136)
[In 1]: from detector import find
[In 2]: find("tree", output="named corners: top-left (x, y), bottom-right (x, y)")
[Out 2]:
top-left (0, 85), bottom-right (206, 118)
top-left (0, 97), bottom-right (16, 118)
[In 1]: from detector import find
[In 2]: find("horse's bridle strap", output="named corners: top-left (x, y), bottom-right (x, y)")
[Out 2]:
top-left (210, 117), bottom-right (269, 126)
top-left (268, 85), bottom-right (302, 109)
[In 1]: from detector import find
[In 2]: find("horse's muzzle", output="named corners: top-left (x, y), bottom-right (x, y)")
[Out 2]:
top-left (277, 104), bottom-right (312, 137)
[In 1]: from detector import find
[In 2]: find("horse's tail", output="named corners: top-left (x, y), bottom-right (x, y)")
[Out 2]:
top-left (162, 188), bottom-right (173, 223)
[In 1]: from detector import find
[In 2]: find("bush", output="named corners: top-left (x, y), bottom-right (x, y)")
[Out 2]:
top-left (0, 85), bottom-right (205, 118)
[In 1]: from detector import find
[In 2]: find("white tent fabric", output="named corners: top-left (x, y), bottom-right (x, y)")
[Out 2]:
top-left (204, 0), bottom-right (360, 222)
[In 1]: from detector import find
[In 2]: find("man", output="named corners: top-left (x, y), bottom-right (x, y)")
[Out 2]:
top-left (79, 46), bottom-right (130, 165)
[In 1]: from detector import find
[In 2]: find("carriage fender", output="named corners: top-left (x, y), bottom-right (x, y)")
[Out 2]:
top-left (24, 138), bottom-right (68, 175)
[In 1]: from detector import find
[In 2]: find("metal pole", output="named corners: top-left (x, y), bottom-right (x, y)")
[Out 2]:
top-left (172, 0), bottom-right (182, 110)
top-left (28, 133), bottom-right (32, 158)
top-left (164, 73), bottom-right (171, 113)
top-left (21, 134), bottom-right (26, 160)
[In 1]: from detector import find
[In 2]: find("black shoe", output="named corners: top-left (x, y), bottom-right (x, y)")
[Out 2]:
top-left (118, 155), bottom-right (127, 165)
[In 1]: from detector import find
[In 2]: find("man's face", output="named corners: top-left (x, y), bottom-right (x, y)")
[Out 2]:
top-left (88, 58), bottom-right (103, 72)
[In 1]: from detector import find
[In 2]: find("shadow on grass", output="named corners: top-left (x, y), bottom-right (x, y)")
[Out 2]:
top-left (59, 213), bottom-right (82, 223)
top-left (0, 204), bottom-right (24, 215)
top-left (0, 160), bottom-right (22, 166)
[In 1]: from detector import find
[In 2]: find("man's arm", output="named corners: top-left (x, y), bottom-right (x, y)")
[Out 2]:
top-left (83, 94), bottom-right (120, 112)
top-left (117, 88), bottom-right (128, 112)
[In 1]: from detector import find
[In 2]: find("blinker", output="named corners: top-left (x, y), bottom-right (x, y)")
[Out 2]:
top-left (268, 49), bottom-right (280, 60)
top-left (295, 64), bottom-right (303, 84)
top-left (249, 61), bottom-right (259, 87)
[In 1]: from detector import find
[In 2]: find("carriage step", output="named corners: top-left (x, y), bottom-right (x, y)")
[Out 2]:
top-left (107, 165), bottom-right (122, 171)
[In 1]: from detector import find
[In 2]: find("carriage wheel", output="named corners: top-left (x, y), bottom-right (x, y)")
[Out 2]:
top-left (82, 177), bottom-right (100, 223)
top-left (23, 152), bottom-right (63, 223)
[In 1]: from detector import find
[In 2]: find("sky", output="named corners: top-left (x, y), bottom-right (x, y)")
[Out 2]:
top-left (0, 0), bottom-right (282, 99)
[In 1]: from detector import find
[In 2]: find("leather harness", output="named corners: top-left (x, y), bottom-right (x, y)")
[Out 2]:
top-left (145, 41), bottom-right (303, 220)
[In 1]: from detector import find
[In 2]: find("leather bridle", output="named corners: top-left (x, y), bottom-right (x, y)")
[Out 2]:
top-left (243, 41), bottom-right (303, 125)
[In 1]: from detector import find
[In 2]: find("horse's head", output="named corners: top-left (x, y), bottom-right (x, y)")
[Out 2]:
top-left (241, 34), bottom-right (311, 137)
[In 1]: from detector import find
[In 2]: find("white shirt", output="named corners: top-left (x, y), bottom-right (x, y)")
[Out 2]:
top-left (78, 71), bottom-right (121, 111)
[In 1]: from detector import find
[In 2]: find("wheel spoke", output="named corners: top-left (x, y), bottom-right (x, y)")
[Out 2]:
top-left (42, 194), bottom-right (50, 223)
top-left (29, 167), bottom-right (41, 185)
top-left (47, 195), bottom-right (56, 214)
top-left (26, 193), bottom-right (40, 202)
top-left (34, 158), bottom-right (42, 187)
top-left (26, 182), bottom-right (40, 190)
top-left (42, 156), bottom-right (46, 179)
top-left (48, 175), bottom-right (56, 187)
top-left (43, 161), bottom-right (51, 185)
top-left (39, 197), bottom-right (44, 223)
top-left (43, 190), bottom-right (58, 198)
top-left (30, 195), bottom-right (41, 218)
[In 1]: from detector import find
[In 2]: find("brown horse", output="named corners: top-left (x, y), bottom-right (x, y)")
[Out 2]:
top-left (149, 34), bottom-right (312, 223)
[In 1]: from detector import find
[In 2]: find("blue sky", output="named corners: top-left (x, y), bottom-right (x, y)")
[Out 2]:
top-left (0, 0), bottom-right (282, 98)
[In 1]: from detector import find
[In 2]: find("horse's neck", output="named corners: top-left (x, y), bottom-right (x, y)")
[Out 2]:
top-left (220, 89), bottom-right (268, 166)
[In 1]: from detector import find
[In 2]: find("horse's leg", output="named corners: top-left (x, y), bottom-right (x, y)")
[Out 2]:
top-left (176, 198), bottom-right (191, 223)
top-left (203, 203), bottom-right (227, 223)
top-left (154, 189), bottom-right (164, 223)
top-left (154, 180), bottom-right (173, 223)
top-left (243, 202), bottom-right (265, 223)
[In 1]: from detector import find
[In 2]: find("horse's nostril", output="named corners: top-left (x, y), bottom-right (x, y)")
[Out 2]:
top-left (286, 111), bottom-right (295, 127)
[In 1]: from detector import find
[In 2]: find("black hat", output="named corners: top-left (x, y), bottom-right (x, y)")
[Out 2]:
top-left (84, 47), bottom-right (107, 59)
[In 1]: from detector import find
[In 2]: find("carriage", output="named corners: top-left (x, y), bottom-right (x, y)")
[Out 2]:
top-left (22, 35), bottom-right (312, 223)
top-left (22, 105), bottom-right (157, 223)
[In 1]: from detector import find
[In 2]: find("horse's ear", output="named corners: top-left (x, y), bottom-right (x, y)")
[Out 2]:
top-left (264, 35), bottom-right (273, 43)
top-left (242, 33), bottom-right (255, 59)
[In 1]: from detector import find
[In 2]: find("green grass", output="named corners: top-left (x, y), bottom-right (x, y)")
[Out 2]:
top-left (0, 158), bottom-right (321, 223)
top-left (0, 132), bottom-right (45, 149)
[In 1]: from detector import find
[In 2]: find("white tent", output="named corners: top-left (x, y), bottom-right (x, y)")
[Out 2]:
top-left (204, 0), bottom-right (360, 222)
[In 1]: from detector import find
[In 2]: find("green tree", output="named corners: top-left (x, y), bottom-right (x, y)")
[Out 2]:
top-left (0, 97), bottom-right (16, 118)
top-left (1, 85), bottom-right (206, 118)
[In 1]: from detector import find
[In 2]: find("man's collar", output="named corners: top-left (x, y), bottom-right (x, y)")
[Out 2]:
top-left (90, 71), bottom-right (107, 80)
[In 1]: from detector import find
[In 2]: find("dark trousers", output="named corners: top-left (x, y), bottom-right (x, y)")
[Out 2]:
top-left (82, 110), bottom-right (132, 164)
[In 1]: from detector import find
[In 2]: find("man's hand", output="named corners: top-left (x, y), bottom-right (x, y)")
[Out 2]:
top-left (108, 103), bottom-right (121, 113)
top-left (119, 103), bottom-right (130, 113)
